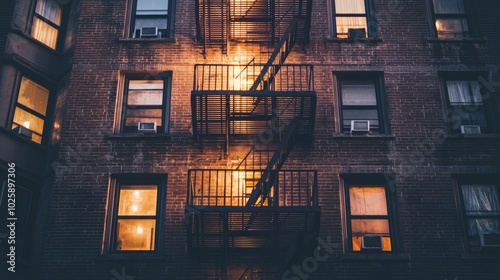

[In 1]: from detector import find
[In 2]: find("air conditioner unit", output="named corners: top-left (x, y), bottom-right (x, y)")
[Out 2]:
top-left (351, 120), bottom-right (370, 133)
top-left (12, 126), bottom-right (32, 140)
top-left (361, 236), bottom-right (382, 251)
top-left (140, 27), bottom-right (159, 38)
top-left (461, 125), bottom-right (481, 135)
top-left (480, 233), bottom-right (500, 248)
top-left (137, 122), bottom-right (157, 133)
top-left (348, 28), bottom-right (366, 40)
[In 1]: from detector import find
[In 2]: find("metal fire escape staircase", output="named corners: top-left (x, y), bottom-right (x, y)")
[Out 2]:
top-left (187, 0), bottom-right (318, 277)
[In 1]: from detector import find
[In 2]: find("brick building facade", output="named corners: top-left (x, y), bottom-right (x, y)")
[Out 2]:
top-left (1, 0), bottom-right (500, 279)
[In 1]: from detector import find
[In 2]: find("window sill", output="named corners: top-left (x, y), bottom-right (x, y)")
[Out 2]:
top-left (106, 133), bottom-right (172, 140)
top-left (332, 133), bottom-right (395, 140)
top-left (426, 37), bottom-right (487, 44)
top-left (118, 37), bottom-right (176, 43)
top-left (0, 126), bottom-right (47, 149)
top-left (340, 253), bottom-right (410, 262)
top-left (95, 253), bottom-right (166, 262)
top-left (461, 252), bottom-right (500, 261)
top-left (445, 133), bottom-right (500, 139)
top-left (326, 37), bottom-right (382, 44)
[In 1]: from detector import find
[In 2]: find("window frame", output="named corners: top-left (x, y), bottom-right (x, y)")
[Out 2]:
top-left (10, 74), bottom-right (55, 145)
top-left (30, 0), bottom-right (67, 50)
top-left (440, 73), bottom-right (497, 134)
top-left (335, 72), bottom-right (389, 134)
top-left (128, 0), bottom-right (176, 39)
top-left (119, 72), bottom-right (172, 134)
top-left (429, 0), bottom-right (479, 39)
top-left (342, 174), bottom-right (399, 253)
top-left (330, 0), bottom-right (377, 39)
top-left (103, 174), bottom-right (167, 254)
top-left (455, 175), bottom-right (500, 252)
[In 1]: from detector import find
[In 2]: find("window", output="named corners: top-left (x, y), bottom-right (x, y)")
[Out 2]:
top-left (431, 0), bottom-right (469, 39)
top-left (343, 175), bottom-right (396, 252)
top-left (337, 73), bottom-right (388, 134)
top-left (130, 0), bottom-right (174, 38)
top-left (105, 175), bottom-right (166, 253)
top-left (331, 0), bottom-right (376, 38)
top-left (11, 77), bottom-right (50, 144)
top-left (121, 73), bottom-right (172, 134)
top-left (458, 180), bottom-right (500, 251)
top-left (443, 77), bottom-right (496, 133)
top-left (31, 0), bottom-right (63, 49)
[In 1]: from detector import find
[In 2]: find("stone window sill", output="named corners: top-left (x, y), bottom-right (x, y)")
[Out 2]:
top-left (332, 134), bottom-right (395, 140)
top-left (118, 37), bottom-right (176, 43)
top-left (95, 253), bottom-right (166, 262)
top-left (445, 133), bottom-right (500, 139)
top-left (340, 253), bottom-right (410, 262)
top-left (106, 133), bottom-right (172, 140)
top-left (426, 37), bottom-right (486, 44)
top-left (326, 37), bottom-right (382, 44)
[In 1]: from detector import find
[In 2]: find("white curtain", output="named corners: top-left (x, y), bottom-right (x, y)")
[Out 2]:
top-left (447, 80), bottom-right (482, 105)
top-left (462, 185), bottom-right (500, 235)
top-left (35, 0), bottom-right (62, 25)
top-left (335, 0), bottom-right (365, 14)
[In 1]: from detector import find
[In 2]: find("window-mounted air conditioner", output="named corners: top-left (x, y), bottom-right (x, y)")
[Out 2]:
top-left (140, 27), bottom-right (159, 38)
top-left (138, 122), bottom-right (157, 133)
top-left (361, 236), bottom-right (383, 251)
top-left (480, 233), bottom-right (500, 248)
top-left (351, 120), bottom-right (370, 133)
top-left (348, 28), bottom-right (366, 40)
top-left (12, 126), bottom-right (33, 140)
top-left (461, 125), bottom-right (481, 135)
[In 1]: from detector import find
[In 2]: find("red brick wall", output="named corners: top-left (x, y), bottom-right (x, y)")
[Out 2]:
top-left (41, 0), bottom-right (500, 279)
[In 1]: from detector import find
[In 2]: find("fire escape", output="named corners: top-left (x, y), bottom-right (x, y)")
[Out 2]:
top-left (187, 0), bottom-right (318, 278)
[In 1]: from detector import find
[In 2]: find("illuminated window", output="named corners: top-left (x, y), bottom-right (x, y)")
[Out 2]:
top-left (431, 0), bottom-right (469, 39)
top-left (442, 75), bottom-right (496, 134)
top-left (11, 77), bottom-right (50, 144)
top-left (106, 175), bottom-right (166, 253)
top-left (121, 73), bottom-right (172, 134)
top-left (343, 175), bottom-right (396, 252)
top-left (337, 73), bottom-right (389, 134)
top-left (130, 0), bottom-right (175, 38)
top-left (31, 0), bottom-right (62, 49)
top-left (458, 178), bottom-right (500, 251)
top-left (331, 0), bottom-right (376, 38)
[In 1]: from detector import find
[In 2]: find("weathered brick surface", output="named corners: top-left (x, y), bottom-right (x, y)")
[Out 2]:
top-left (41, 0), bottom-right (500, 279)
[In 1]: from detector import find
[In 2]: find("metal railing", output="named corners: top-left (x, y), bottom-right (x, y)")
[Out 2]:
top-left (187, 169), bottom-right (318, 207)
top-left (193, 64), bottom-right (314, 92)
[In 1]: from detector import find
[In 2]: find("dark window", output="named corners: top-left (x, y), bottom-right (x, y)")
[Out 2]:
top-left (11, 77), bottom-right (51, 144)
top-left (337, 73), bottom-right (388, 134)
top-left (331, 0), bottom-right (376, 38)
top-left (106, 175), bottom-right (166, 253)
top-left (458, 180), bottom-right (500, 251)
top-left (443, 77), bottom-right (496, 133)
top-left (31, 0), bottom-right (63, 49)
top-left (121, 73), bottom-right (171, 134)
top-left (431, 0), bottom-right (470, 39)
top-left (343, 175), bottom-right (396, 252)
top-left (130, 0), bottom-right (174, 38)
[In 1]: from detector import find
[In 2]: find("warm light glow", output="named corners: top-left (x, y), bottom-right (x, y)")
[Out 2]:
top-left (134, 190), bottom-right (140, 197)
top-left (131, 205), bottom-right (139, 212)
top-left (23, 121), bottom-right (31, 129)
top-left (136, 226), bottom-right (143, 234)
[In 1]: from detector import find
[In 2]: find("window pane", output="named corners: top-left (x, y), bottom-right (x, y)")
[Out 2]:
top-left (467, 218), bottom-right (500, 236)
top-left (335, 0), bottom-right (366, 14)
top-left (125, 108), bottom-right (163, 127)
top-left (432, 0), bottom-right (465, 14)
top-left (116, 219), bottom-right (156, 251)
top-left (462, 185), bottom-right (500, 214)
top-left (349, 186), bottom-right (388, 215)
top-left (31, 17), bottom-right (59, 49)
top-left (134, 18), bottom-right (168, 31)
top-left (127, 90), bottom-right (163, 106)
top-left (341, 81), bottom-right (377, 106)
top-left (336, 17), bottom-right (367, 38)
top-left (351, 219), bottom-right (390, 234)
top-left (447, 80), bottom-right (482, 105)
top-left (17, 77), bottom-right (49, 116)
top-left (118, 186), bottom-right (158, 216)
top-left (136, 0), bottom-right (169, 15)
top-left (343, 109), bottom-right (379, 121)
top-left (436, 19), bottom-right (468, 39)
top-left (35, 0), bottom-right (62, 25)
top-left (129, 80), bottom-right (164, 90)
top-left (12, 107), bottom-right (45, 135)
